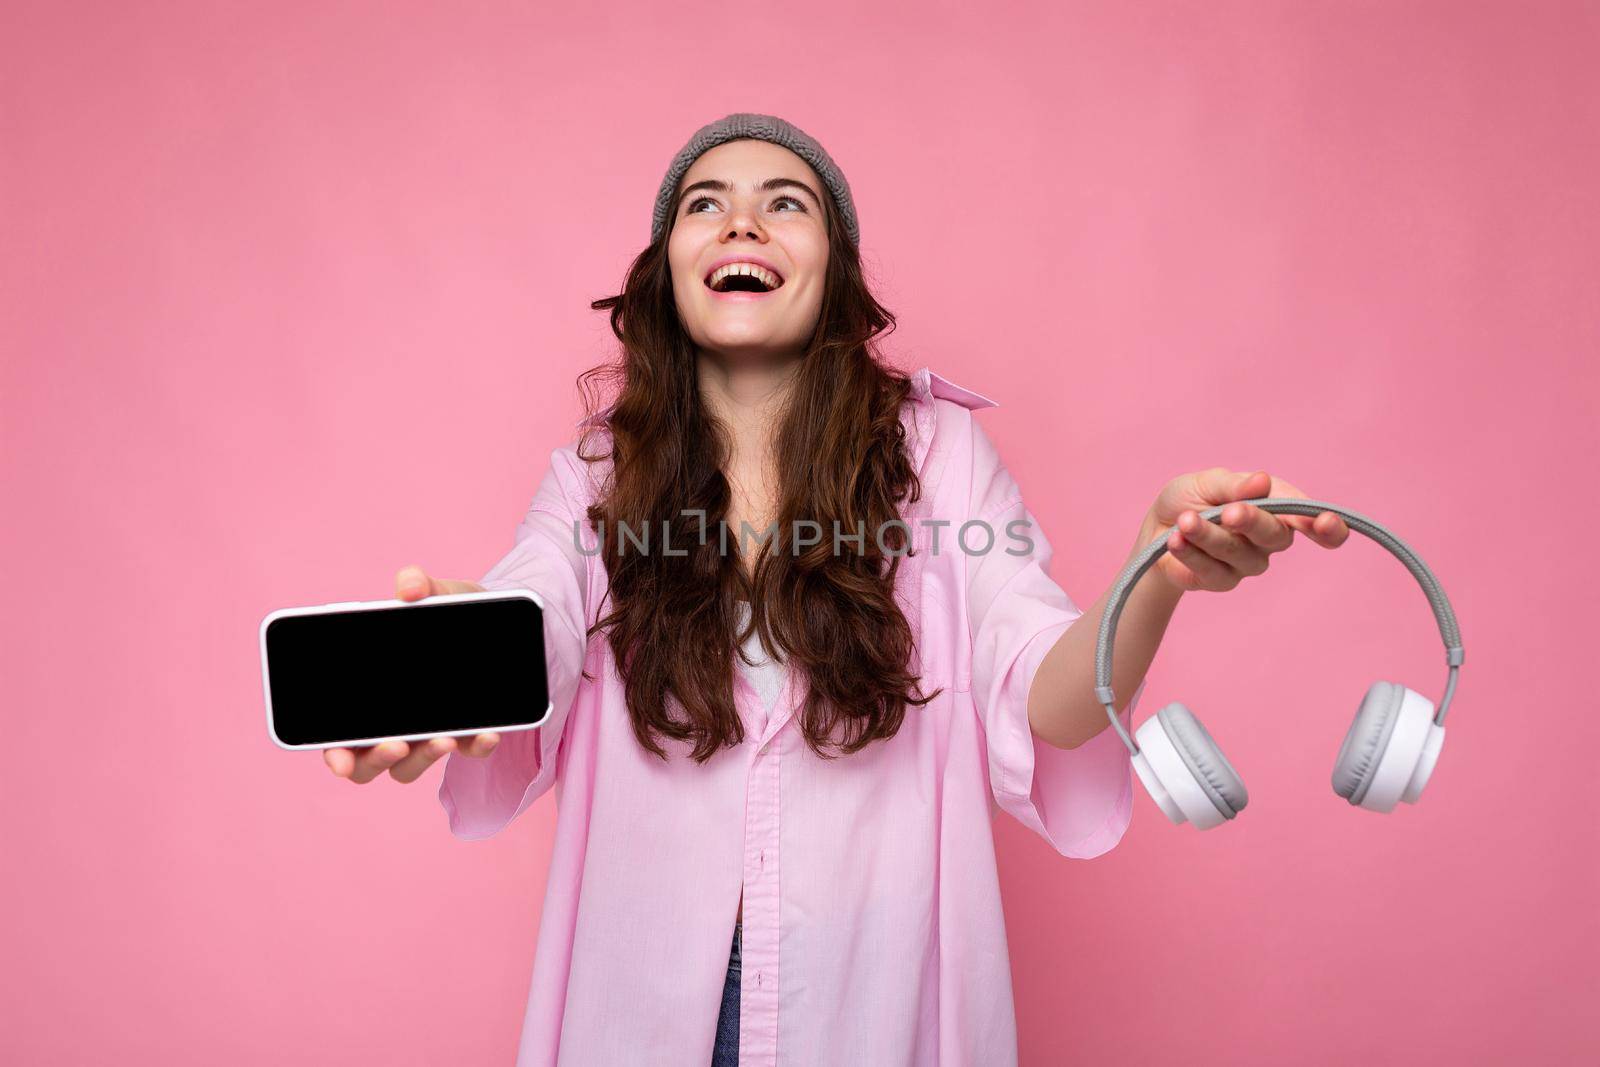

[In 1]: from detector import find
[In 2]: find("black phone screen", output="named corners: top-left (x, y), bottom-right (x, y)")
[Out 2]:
top-left (264, 593), bottom-right (550, 748)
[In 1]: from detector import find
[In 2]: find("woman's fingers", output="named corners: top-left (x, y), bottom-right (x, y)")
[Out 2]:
top-left (1253, 476), bottom-right (1350, 548)
top-left (396, 565), bottom-right (487, 601)
top-left (1269, 509), bottom-right (1347, 548)
top-left (383, 732), bottom-right (501, 783)
top-left (458, 732), bottom-right (501, 758)
top-left (348, 741), bottom-right (410, 784)
top-left (396, 565), bottom-right (434, 601)
top-left (388, 736), bottom-right (456, 784)
top-left (326, 735), bottom-right (494, 785)
top-left (1166, 526), bottom-right (1238, 590)
top-left (384, 735), bottom-right (496, 783)
top-left (1155, 469), bottom-right (1350, 594)
top-left (1307, 509), bottom-right (1351, 548)
top-left (1175, 509), bottom-right (1270, 578)
top-left (1218, 502), bottom-right (1294, 553)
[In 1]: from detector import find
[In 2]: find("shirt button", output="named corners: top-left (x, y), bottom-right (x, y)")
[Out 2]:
top-left (758, 741), bottom-right (769, 755)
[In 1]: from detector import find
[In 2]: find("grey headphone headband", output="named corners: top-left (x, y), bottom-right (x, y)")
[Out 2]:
top-left (1093, 497), bottom-right (1464, 755)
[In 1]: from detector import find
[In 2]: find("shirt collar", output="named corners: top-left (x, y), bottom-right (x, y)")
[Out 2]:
top-left (905, 367), bottom-right (998, 472)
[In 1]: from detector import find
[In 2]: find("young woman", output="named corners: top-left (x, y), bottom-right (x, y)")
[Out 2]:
top-left (323, 113), bottom-right (1349, 1066)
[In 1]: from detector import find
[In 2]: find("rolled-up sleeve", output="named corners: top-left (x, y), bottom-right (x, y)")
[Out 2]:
top-left (965, 420), bottom-right (1144, 859)
top-left (438, 446), bottom-right (592, 841)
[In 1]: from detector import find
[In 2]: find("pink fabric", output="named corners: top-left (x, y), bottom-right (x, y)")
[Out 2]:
top-left (438, 366), bottom-right (1145, 1065)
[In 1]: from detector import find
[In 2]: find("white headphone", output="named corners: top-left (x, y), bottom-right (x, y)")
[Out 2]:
top-left (1094, 497), bottom-right (1462, 830)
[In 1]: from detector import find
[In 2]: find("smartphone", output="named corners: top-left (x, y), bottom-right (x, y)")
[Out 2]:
top-left (260, 589), bottom-right (551, 750)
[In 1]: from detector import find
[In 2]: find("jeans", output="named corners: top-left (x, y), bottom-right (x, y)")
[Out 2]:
top-left (711, 921), bottom-right (741, 1065)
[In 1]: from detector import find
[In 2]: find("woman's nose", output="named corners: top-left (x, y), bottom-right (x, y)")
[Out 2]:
top-left (725, 204), bottom-right (764, 240)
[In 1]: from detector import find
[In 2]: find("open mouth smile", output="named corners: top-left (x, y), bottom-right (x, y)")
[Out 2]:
top-left (704, 261), bottom-right (785, 298)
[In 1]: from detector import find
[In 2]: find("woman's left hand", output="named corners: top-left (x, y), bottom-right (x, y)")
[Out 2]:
top-left (1136, 468), bottom-right (1351, 594)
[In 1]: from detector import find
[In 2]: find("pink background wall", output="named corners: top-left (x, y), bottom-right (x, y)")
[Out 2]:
top-left (4, 2), bottom-right (1594, 1063)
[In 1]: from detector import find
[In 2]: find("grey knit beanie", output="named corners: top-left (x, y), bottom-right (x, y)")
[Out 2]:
top-left (650, 112), bottom-right (860, 248)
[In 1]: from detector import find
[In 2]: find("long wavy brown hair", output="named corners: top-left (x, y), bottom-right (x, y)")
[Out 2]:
top-left (576, 176), bottom-right (940, 764)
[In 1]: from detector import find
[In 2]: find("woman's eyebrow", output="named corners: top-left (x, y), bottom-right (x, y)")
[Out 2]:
top-left (681, 177), bottom-right (823, 210)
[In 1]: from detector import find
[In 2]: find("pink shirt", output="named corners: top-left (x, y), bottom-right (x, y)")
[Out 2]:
top-left (438, 367), bottom-right (1145, 1065)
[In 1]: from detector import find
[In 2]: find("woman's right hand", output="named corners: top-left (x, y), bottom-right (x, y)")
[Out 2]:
top-left (322, 565), bottom-right (502, 785)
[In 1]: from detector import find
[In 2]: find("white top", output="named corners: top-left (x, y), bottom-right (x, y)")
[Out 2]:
top-left (734, 600), bottom-right (787, 717)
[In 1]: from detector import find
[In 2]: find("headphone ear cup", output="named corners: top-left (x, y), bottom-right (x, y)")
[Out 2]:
top-left (1132, 702), bottom-right (1248, 830)
top-left (1332, 681), bottom-right (1402, 805)
top-left (1332, 681), bottom-right (1444, 812)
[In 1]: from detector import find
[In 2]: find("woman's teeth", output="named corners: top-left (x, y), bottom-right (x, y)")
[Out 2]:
top-left (706, 263), bottom-right (783, 292)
